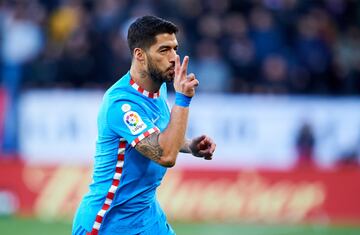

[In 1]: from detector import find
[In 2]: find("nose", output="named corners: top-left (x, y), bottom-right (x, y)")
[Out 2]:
top-left (169, 49), bottom-right (177, 64)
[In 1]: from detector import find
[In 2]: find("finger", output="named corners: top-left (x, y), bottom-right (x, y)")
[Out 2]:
top-left (209, 142), bottom-right (216, 154)
top-left (198, 142), bottom-right (209, 150)
top-left (196, 136), bottom-right (209, 148)
top-left (193, 135), bottom-right (206, 143)
top-left (202, 155), bottom-right (213, 160)
top-left (201, 137), bottom-right (211, 145)
top-left (187, 73), bottom-right (195, 81)
top-left (203, 136), bottom-right (214, 146)
top-left (199, 137), bottom-right (210, 149)
top-left (180, 56), bottom-right (189, 77)
top-left (199, 138), bottom-right (216, 152)
top-left (175, 55), bottom-right (181, 77)
top-left (198, 149), bottom-right (213, 158)
top-left (202, 137), bottom-right (216, 154)
top-left (188, 79), bottom-right (199, 88)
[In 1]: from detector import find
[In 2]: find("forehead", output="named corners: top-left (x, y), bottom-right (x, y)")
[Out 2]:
top-left (151, 33), bottom-right (178, 49)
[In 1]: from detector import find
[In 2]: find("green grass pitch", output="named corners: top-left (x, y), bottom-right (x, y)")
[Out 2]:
top-left (1, 216), bottom-right (359, 235)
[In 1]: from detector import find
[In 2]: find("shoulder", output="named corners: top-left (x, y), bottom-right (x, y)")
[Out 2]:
top-left (103, 72), bottom-right (141, 105)
top-left (99, 73), bottom-right (141, 115)
top-left (106, 72), bottom-right (131, 98)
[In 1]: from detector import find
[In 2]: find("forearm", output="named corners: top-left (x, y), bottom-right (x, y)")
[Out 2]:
top-left (158, 105), bottom-right (189, 165)
top-left (135, 105), bottom-right (190, 167)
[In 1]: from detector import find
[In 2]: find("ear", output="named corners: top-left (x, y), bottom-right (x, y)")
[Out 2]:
top-left (133, 48), bottom-right (146, 64)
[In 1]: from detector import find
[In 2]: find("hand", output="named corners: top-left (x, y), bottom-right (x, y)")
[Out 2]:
top-left (189, 135), bottom-right (216, 160)
top-left (174, 55), bottom-right (199, 97)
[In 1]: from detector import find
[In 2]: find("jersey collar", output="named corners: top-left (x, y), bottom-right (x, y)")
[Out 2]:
top-left (129, 78), bottom-right (160, 99)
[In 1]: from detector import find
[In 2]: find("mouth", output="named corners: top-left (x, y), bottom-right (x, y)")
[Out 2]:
top-left (168, 67), bottom-right (175, 77)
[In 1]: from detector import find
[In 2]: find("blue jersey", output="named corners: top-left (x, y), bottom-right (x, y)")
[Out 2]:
top-left (72, 71), bottom-right (171, 235)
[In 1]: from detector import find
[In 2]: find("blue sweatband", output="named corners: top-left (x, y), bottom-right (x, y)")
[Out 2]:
top-left (175, 92), bottom-right (192, 107)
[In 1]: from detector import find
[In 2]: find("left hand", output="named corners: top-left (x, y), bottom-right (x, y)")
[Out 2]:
top-left (189, 135), bottom-right (216, 160)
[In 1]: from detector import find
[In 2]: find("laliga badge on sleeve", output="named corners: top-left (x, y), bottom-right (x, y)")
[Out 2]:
top-left (123, 111), bottom-right (147, 135)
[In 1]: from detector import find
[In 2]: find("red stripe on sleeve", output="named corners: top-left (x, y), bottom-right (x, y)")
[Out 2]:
top-left (95, 215), bottom-right (103, 223)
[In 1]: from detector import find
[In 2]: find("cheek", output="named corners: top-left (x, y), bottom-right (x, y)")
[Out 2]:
top-left (148, 53), bottom-right (169, 71)
top-left (156, 58), bottom-right (169, 70)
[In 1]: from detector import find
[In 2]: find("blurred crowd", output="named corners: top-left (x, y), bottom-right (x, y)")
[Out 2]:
top-left (0, 0), bottom-right (360, 94)
top-left (0, 0), bottom-right (360, 155)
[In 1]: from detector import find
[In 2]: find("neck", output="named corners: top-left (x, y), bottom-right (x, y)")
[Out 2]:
top-left (130, 63), bottom-right (162, 93)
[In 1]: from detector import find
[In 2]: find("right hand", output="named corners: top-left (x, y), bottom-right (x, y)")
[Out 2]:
top-left (173, 55), bottom-right (199, 97)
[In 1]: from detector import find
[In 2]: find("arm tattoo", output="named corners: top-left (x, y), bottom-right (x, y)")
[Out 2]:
top-left (135, 132), bottom-right (164, 162)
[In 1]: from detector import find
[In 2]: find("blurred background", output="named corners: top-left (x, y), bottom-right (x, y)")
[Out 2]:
top-left (0, 0), bottom-right (360, 234)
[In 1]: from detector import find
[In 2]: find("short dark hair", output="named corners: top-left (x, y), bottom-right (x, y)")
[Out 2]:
top-left (127, 16), bottom-right (178, 55)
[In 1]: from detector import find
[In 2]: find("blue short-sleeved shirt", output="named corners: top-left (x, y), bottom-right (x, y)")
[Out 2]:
top-left (72, 71), bottom-right (171, 235)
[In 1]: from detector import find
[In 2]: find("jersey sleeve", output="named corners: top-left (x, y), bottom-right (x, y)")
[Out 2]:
top-left (107, 100), bottom-right (160, 147)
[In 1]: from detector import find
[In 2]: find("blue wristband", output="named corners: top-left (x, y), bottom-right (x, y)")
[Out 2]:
top-left (175, 92), bottom-right (192, 107)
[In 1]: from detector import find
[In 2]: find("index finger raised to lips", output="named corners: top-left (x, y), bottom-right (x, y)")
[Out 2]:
top-left (175, 55), bottom-right (180, 75)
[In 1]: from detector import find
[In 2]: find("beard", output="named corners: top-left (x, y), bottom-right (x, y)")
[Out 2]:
top-left (147, 56), bottom-right (175, 84)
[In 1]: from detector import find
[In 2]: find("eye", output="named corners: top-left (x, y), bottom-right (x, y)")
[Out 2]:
top-left (159, 49), bottom-right (168, 54)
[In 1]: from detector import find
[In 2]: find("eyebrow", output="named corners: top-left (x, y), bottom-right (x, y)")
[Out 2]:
top-left (158, 45), bottom-right (178, 51)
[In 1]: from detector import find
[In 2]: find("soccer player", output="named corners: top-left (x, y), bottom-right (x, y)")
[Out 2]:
top-left (72, 15), bottom-right (216, 235)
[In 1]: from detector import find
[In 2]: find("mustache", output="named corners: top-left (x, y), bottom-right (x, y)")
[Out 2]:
top-left (168, 62), bottom-right (175, 71)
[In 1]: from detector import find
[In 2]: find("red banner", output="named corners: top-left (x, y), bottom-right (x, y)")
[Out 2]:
top-left (159, 167), bottom-right (360, 224)
top-left (0, 160), bottom-right (359, 224)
